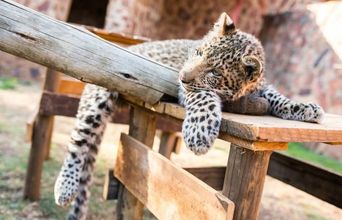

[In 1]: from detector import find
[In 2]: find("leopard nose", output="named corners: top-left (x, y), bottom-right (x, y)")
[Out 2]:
top-left (179, 71), bottom-right (192, 84)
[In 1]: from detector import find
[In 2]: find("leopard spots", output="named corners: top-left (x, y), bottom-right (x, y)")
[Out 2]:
top-left (260, 85), bottom-right (324, 123)
top-left (179, 13), bottom-right (265, 102)
top-left (55, 12), bottom-right (325, 220)
top-left (54, 85), bottom-right (117, 210)
top-left (182, 90), bottom-right (221, 155)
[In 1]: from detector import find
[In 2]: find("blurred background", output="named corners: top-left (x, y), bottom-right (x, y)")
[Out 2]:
top-left (0, 0), bottom-right (341, 219)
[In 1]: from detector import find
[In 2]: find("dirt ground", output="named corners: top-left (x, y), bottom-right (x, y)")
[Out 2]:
top-left (0, 83), bottom-right (341, 220)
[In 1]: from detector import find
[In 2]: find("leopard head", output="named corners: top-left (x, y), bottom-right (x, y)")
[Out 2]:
top-left (179, 12), bottom-right (265, 101)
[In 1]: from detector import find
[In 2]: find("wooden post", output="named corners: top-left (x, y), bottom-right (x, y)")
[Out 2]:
top-left (222, 144), bottom-right (272, 220)
top-left (23, 69), bottom-right (60, 200)
top-left (42, 69), bottom-right (60, 160)
top-left (116, 106), bottom-right (157, 220)
top-left (23, 115), bottom-right (54, 200)
top-left (158, 131), bottom-right (177, 159)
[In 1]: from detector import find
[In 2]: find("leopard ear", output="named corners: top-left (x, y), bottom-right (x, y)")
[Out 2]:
top-left (214, 12), bottom-right (236, 35)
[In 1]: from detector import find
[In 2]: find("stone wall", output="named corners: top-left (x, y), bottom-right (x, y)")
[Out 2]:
top-left (104, 0), bottom-right (319, 39)
top-left (259, 1), bottom-right (342, 159)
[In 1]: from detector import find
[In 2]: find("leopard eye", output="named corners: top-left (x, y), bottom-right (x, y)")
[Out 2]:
top-left (208, 69), bottom-right (221, 77)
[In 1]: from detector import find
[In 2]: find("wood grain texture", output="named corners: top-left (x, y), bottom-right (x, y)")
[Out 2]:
top-left (24, 115), bottom-right (53, 200)
top-left (222, 144), bottom-right (272, 220)
top-left (184, 167), bottom-right (226, 190)
top-left (126, 99), bottom-right (342, 144)
top-left (25, 108), bottom-right (38, 142)
top-left (0, 0), bottom-right (178, 104)
top-left (158, 131), bottom-right (178, 159)
top-left (84, 26), bottom-right (149, 45)
top-left (115, 134), bottom-right (234, 220)
top-left (268, 152), bottom-right (342, 208)
top-left (57, 77), bottom-right (85, 96)
top-left (116, 107), bottom-right (157, 220)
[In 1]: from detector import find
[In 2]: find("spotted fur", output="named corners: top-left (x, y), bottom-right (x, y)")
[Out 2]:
top-left (55, 12), bottom-right (324, 219)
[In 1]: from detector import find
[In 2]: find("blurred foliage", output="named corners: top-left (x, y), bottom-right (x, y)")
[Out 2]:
top-left (285, 143), bottom-right (342, 174)
top-left (0, 77), bottom-right (18, 90)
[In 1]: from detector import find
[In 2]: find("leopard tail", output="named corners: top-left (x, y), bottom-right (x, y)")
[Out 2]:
top-left (54, 84), bottom-right (118, 220)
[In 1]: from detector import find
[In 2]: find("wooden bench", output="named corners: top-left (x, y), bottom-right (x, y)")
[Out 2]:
top-left (23, 25), bottom-right (342, 220)
top-left (1, 2), bottom-right (340, 219)
top-left (98, 96), bottom-right (342, 220)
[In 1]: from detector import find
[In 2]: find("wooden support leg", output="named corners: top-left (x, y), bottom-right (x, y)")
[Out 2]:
top-left (158, 131), bottom-right (176, 159)
top-left (172, 136), bottom-right (182, 154)
top-left (44, 116), bottom-right (54, 160)
top-left (222, 144), bottom-right (272, 220)
top-left (23, 115), bottom-right (54, 200)
top-left (42, 69), bottom-right (60, 160)
top-left (116, 106), bottom-right (157, 220)
top-left (24, 69), bottom-right (60, 200)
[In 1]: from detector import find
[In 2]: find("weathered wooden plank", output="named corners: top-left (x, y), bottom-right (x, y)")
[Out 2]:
top-left (184, 167), bottom-right (226, 190)
top-left (268, 152), bottom-right (342, 208)
top-left (107, 150), bottom-right (342, 207)
top-left (220, 112), bottom-right (342, 143)
top-left (37, 92), bottom-right (182, 132)
top-left (219, 134), bottom-right (288, 151)
top-left (84, 26), bottom-right (149, 45)
top-left (222, 144), bottom-right (272, 220)
top-left (0, 0), bottom-right (179, 104)
top-left (39, 92), bottom-right (80, 117)
top-left (115, 134), bottom-right (235, 220)
top-left (57, 77), bottom-right (85, 96)
top-left (116, 107), bottom-right (157, 220)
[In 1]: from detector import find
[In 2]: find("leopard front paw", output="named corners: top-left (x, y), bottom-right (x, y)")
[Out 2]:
top-left (54, 157), bottom-right (82, 207)
top-left (182, 91), bottom-right (222, 155)
top-left (182, 119), bottom-right (220, 155)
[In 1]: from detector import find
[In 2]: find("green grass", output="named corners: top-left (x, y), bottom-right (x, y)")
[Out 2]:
top-left (0, 77), bottom-right (18, 90)
top-left (285, 142), bottom-right (342, 174)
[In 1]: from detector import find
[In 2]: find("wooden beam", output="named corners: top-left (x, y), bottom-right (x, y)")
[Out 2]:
top-left (267, 152), bottom-right (342, 208)
top-left (222, 144), bottom-right (272, 220)
top-left (57, 77), bottom-right (85, 96)
top-left (39, 92), bottom-right (79, 118)
top-left (0, 0), bottom-right (179, 104)
top-left (115, 134), bottom-right (235, 220)
top-left (38, 92), bottom-right (182, 132)
top-left (84, 26), bottom-right (149, 45)
top-left (125, 97), bottom-right (342, 145)
top-left (107, 150), bottom-right (342, 208)
top-left (184, 153), bottom-right (342, 208)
